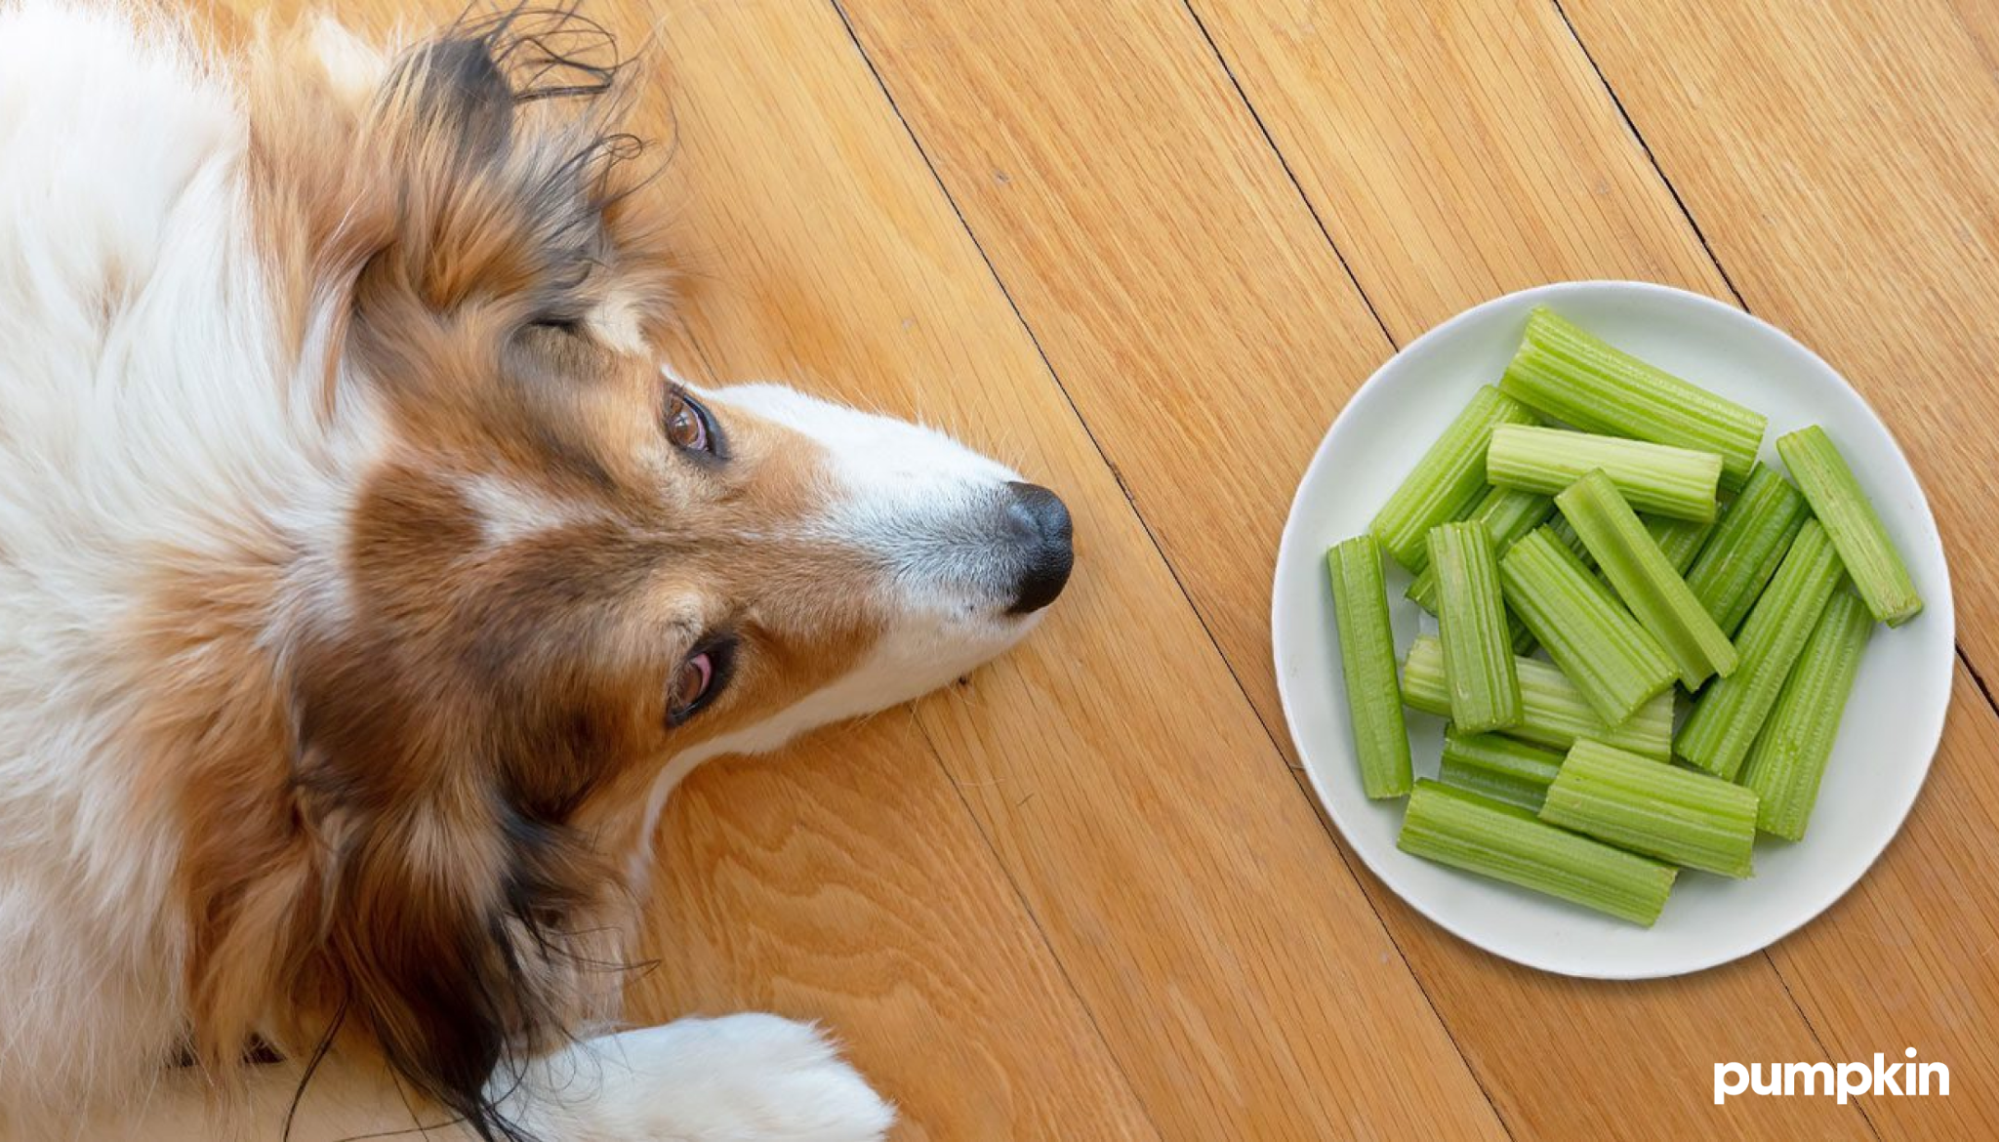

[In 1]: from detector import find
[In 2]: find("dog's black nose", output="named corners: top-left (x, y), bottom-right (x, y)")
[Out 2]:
top-left (1003, 481), bottom-right (1074, 614)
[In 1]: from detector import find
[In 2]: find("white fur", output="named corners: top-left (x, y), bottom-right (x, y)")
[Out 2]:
top-left (705, 381), bottom-right (1045, 711)
top-left (498, 1017), bottom-right (895, 1142)
top-left (0, 4), bottom-right (1039, 1137)
top-left (631, 382), bottom-right (1050, 865)
top-left (74, 1017), bottom-right (891, 1141)
top-left (461, 472), bottom-right (589, 548)
top-left (0, 3), bottom-right (354, 1129)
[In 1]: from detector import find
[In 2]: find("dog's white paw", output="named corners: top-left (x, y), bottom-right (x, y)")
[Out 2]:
top-left (508, 1013), bottom-right (894, 1141)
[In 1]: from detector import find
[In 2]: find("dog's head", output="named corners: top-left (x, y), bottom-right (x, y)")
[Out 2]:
top-left (178, 14), bottom-right (1069, 1135)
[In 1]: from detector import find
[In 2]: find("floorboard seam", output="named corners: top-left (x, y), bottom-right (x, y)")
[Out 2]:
top-left (1550, 4), bottom-right (1898, 1136)
top-left (1173, 4), bottom-right (1523, 1136)
top-left (1178, 1), bottom-right (1397, 349)
top-left (830, 0), bottom-right (1519, 1132)
top-left (1959, 644), bottom-right (1999, 713)
top-left (821, 3), bottom-right (1180, 1132)
top-left (1553, 1), bottom-right (1999, 736)
top-left (1547, 0), bottom-right (1750, 309)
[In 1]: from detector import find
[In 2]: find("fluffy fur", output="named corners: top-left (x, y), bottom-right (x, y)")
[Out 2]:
top-left (0, 3), bottom-right (1070, 1138)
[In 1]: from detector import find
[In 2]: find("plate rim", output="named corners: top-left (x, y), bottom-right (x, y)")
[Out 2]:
top-left (1269, 279), bottom-right (1957, 980)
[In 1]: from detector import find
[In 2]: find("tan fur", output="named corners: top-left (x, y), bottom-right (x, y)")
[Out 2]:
top-left (122, 13), bottom-right (896, 1132)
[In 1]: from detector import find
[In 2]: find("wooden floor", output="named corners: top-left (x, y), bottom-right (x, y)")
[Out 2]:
top-left (212, 1), bottom-right (1998, 1137)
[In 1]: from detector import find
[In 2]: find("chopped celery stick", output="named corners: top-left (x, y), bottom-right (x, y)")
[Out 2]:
top-left (1499, 529), bottom-right (1677, 725)
top-left (1499, 306), bottom-right (1766, 489)
top-left (1327, 537), bottom-right (1413, 798)
top-left (1407, 487), bottom-right (1555, 612)
top-left (1370, 387), bottom-right (1540, 572)
top-left (1678, 521), bottom-right (1846, 780)
top-left (1684, 463), bottom-right (1808, 638)
top-left (1440, 729), bottom-right (1562, 812)
top-left (1646, 514), bottom-right (1715, 575)
top-left (1740, 592), bottom-right (1874, 840)
top-left (1557, 471), bottom-right (1738, 689)
top-left (1429, 523), bottom-right (1520, 733)
top-left (1508, 612), bottom-right (1536, 656)
top-left (1548, 514), bottom-right (1590, 564)
top-left (1540, 740), bottom-right (1759, 879)
top-left (1557, 511), bottom-right (1705, 593)
top-left (1399, 781), bottom-right (1676, 926)
top-left (1777, 426), bottom-right (1924, 626)
top-left (1401, 635), bottom-right (1672, 759)
top-left (1488, 425), bottom-right (1722, 522)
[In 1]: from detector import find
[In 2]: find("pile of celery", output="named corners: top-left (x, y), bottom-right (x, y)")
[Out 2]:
top-left (1326, 305), bottom-right (1921, 926)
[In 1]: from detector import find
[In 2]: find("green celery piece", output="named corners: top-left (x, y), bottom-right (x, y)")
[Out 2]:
top-left (1370, 387), bottom-right (1540, 572)
top-left (1540, 739), bottom-right (1760, 879)
top-left (1557, 471), bottom-right (1738, 690)
top-left (1401, 635), bottom-right (1672, 759)
top-left (1739, 592), bottom-right (1875, 840)
top-left (1326, 537), bottom-right (1414, 798)
top-left (1777, 426), bottom-right (1923, 626)
top-left (1499, 306), bottom-right (1766, 489)
top-left (1646, 514), bottom-right (1716, 575)
top-left (1428, 522), bottom-right (1521, 733)
top-left (1439, 729), bottom-right (1562, 812)
top-left (1677, 520), bottom-right (1847, 780)
top-left (1407, 487), bottom-right (1556, 612)
top-left (1399, 489), bottom-right (1544, 655)
top-left (1398, 781), bottom-right (1676, 926)
top-left (1508, 613), bottom-right (1537, 656)
top-left (1548, 514), bottom-right (1590, 564)
top-left (1684, 463), bottom-right (1809, 638)
top-left (1498, 528), bottom-right (1677, 725)
top-left (1488, 424), bottom-right (1723, 522)
top-left (1558, 511), bottom-right (1709, 591)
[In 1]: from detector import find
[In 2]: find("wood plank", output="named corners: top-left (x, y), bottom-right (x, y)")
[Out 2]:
top-left (1190, 0), bottom-right (1727, 336)
top-left (202, 1), bottom-right (1152, 1138)
top-left (1561, 0), bottom-right (1999, 686)
top-left (1176, 0), bottom-right (1999, 1133)
top-left (631, 714), bottom-right (1154, 1141)
top-left (630, 0), bottom-right (1499, 1136)
top-left (1762, 669), bottom-right (1999, 1138)
top-left (836, 0), bottom-right (1875, 1136)
top-left (1560, 1), bottom-right (1999, 1133)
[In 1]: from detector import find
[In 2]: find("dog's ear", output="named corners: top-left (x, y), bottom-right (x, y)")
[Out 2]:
top-left (323, 792), bottom-right (584, 1140)
top-left (352, 12), bottom-right (666, 330)
top-left (241, 12), bottom-right (673, 418)
top-left (283, 635), bottom-right (622, 1141)
top-left (170, 675), bottom-right (572, 1140)
top-left (401, 33), bottom-right (518, 161)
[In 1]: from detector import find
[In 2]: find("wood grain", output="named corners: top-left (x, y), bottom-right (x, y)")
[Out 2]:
top-left (1560, 0), bottom-right (1999, 1133)
top-left (172, 0), bottom-right (1999, 1136)
top-left (1558, 0), bottom-right (1999, 679)
top-left (1188, 0), bottom-right (1728, 337)
top-left (625, 0), bottom-right (1497, 1137)
top-left (633, 714), bottom-right (1154, 1141)
top-left (210, 0), bottom-right (1160, 1138)
top-left (835, 0), bottom-right (1878, 1136)
top-left (1168, 1), bottom-right (1999, 1133)
top-left (835, 0), bottom-right (1384, 742)
top-left (1762, 671), bottom-right (1999, 1138)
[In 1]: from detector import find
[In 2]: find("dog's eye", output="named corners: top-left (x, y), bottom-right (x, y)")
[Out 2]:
top-left (664, 390), bottom-right (718, 454)
top-left (667, 654), bottom-right (711, 718)
top-left (666, 638), bottom-right (735, 726)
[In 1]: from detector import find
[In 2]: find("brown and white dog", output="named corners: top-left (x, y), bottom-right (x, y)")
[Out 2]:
top-left (0, 2), bottom-right (1072, 1138)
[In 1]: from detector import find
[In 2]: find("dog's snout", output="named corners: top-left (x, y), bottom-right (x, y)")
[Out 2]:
top-left (1002, 481), bottom-right (1073, 615)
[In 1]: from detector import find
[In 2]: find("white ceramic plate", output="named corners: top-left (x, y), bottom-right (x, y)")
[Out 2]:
top-left (1271, 281), bottom-right (1954, 979)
